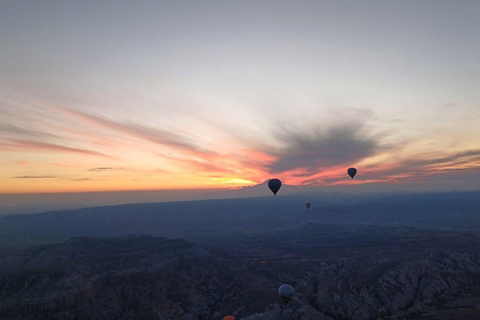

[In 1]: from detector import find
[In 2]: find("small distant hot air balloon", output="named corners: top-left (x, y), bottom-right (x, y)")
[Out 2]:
top-left (278, 284), bottom-right (294, 303)
top-left (223, 316), bottom-right (235, 320)
top-left (305, 202), bottom-right (311, 210)
top-left (347, 167), bottom-right (357, 179)
top-left (268, 179), bottom-right (282, 195)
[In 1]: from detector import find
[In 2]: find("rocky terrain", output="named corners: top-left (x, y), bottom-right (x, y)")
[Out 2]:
top-left (1, 225), bottom-right (480, 319)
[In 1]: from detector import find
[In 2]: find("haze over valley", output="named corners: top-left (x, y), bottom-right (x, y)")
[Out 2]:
top-left (2, 191), bottom-right (480, 319)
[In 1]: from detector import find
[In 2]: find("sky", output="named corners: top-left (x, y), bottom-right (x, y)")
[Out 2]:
top-left (1, 1), bottom-right (480, 199)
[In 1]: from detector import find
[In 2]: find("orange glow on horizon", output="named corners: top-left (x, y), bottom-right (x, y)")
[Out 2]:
top-left (3, 155), bottom-right (480, 194)
top-left (2, 105), bottom-right (480, 194)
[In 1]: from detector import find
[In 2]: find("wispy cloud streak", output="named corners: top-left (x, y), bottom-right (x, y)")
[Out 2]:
top-left (14, 175), bottom-right (56, 179)
top-left (87, 167), bottom-right (126, 172)
top-left (0, 123), bottom-right (59, 139)
top-left (0, 140), bottom-right (110, 158)
top-left (57, 107), bottom-right (213, 156)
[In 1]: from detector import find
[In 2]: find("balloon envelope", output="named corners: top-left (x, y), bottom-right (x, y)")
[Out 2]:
top-left (278, 284), bottom-right (294, 303)
top-left (268, 179), bottom-right (282, 195)
top-left (305, 202), bottom-right (311, 209)
top-left (223, 317), bottom-right (235, 320)
top-left (347, 167), bottom-right (357, 179)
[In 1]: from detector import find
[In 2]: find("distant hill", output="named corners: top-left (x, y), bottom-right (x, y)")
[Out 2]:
top-left (1, 191), bottom-right (480, 247)
top-left (0, 181), bottom-right (306, 215)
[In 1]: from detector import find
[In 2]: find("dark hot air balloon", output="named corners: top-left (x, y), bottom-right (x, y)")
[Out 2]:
top-left (305, 202), bottom-right (311, 209)
top-left (347, 167), bottom-right (357, 179)
top-left (268, 178), bottom-right (282, 195)
top-left (223, 316), bottom-right (235, 320)
top-left (278, 284), bottom-right (294, 303)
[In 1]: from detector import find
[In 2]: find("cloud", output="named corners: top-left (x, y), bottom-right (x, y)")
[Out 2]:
top-left (338, 148), bottom-right (480, 186)
top-left (0, 123), bottom-right (59, 139)
top-left (409, 149), bottom-right (480, 168)
top-left (0, 140), bottom-right (110, 158)
top-left (87, 167), bottom-right (124, 172)
top-left (396, 149), bottom-right (480, 174)
top-left (72, 178), bottom-right (90, 181)
top-left (279, 147), bottom-right (480, 188)
top-left (268, 122), bottom-right (381, 174)
top-left (57, 107), bottom-right (213, 156)
top-left (14, 175), bottom-right (56, 179)
top-left (438, 102), bottom-right (458, 108)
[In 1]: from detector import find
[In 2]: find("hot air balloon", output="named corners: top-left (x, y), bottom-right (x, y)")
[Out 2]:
top-left (278, 284), bottom-right (294, 303)
top-left (223, 316), bottom-right (235, 320)
top-left (305, 202), bottom-right (311, 209)
top-left (347, 167), bottom-right (357, 179)
top-left (268, 179), bottom-right (282, 195)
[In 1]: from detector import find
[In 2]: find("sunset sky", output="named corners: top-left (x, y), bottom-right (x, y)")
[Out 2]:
top-left (1, 1), bottom-right (479, 195)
